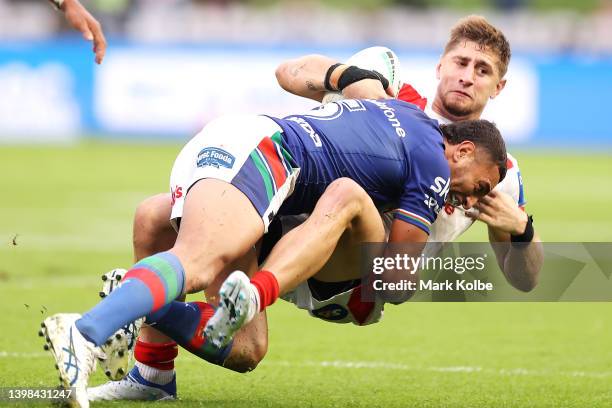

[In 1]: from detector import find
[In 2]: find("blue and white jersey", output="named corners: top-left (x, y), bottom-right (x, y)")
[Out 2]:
top-left (268, 99), bottom-right (449, 234)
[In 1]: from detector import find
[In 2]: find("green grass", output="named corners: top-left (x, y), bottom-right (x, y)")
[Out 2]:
top-left (0, 142), bottom-right (611, 407)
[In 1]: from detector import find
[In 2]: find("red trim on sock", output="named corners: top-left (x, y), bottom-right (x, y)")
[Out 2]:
top-left (124, 268), bottom-right (166, 310)
top-left (251, 270), bottom-right (280, 312)
top-left (134, 340), bottom-right (178, 370)
top-left (187, 302), bottom-right (215, 350)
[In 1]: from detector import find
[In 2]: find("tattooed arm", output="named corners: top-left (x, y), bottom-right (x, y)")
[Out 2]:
top-left (275, 54), bottom-right (391, 102)
top-left (275, 54), bottom-right (347, 102)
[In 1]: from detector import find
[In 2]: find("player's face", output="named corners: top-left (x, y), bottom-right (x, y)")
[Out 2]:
top-left (435, 41), bottom-right (506, 120)
top-left (447, 154), bottom-right (500, 210)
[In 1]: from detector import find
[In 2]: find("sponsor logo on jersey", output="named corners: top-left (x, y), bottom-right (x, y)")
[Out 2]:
top-left (286, 116), bottom-right (322, 147)
top-left (196, 147), bottom-right (235, 169)
top-left (311, 304), bottom-right (349, 321)
top-left (424, 176), bottom-right (450, 213)
top-left (369, 100), bottom-right (406, 138)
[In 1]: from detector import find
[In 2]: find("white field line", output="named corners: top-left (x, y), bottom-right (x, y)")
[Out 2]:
top-left (6, 352), bottom-right (611, 379)
top-left (0, 351), bottom-right (48, 358)
top-left (261, 360), bottom-right (612, 379)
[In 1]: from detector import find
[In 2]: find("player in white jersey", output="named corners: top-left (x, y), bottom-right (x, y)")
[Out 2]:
top-left (88, 15), bottom-right (542, 401)
top-left (46, 0), bottom-right (106, 64)
top-left (272, 17), bottom-right (542, 325)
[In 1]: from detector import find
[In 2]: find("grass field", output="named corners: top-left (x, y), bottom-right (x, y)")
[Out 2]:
top-left (1, 142), bottom-right (611, 407)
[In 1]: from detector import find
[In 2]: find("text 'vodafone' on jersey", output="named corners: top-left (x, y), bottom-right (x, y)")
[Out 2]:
top-left (268, 99), bottom-right (450, 234)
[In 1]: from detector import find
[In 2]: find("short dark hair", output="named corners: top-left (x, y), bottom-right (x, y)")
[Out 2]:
top-left (440, 119), bottom-right (507, 182)
top-left (443, 15), bottom-right (512, 78)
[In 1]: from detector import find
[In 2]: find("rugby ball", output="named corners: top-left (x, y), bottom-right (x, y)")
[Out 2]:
top-left (322, 46), bottom-right (402, 104)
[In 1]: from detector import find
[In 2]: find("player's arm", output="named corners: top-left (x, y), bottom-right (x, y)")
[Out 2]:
top-left (275, 54), bottom-right (391, 102)
top-left (373, 142), bottom-right (449, 303)
top-left (275, 54), bottom-right (336, 102)
top-left (48, 0), bottom-right (107, 64)
top-left (372, 219), bottom-right (428, 304)
top-left (473, 191), bottom-right (544, 292)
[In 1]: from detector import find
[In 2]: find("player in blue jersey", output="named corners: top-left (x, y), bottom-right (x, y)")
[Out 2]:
top-left (88, 19), bottom-right (532, 402)
top-left (41, 89), bottom-right (506, 406)
top-left (89, 17), bottom-right (542, 402)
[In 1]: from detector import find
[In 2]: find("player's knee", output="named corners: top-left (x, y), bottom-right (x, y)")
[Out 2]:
top-left (182, 267), bottom-right (214, 294)
top-left (133, 194), bottom-right (173, 244)
top-left (225, 338), bottom-right (268, 373)
top-left (177, 251), bottom-right (233, 293)
top-left (325, 178), bottom-right (371, 218)
top-left (250, 329), bottom-right (268, 365)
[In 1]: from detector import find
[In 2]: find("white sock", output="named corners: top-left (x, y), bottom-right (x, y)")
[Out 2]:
top-left (135, 361), bottom-right (174, 385)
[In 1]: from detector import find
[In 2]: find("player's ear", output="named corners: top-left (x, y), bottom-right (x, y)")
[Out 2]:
top-left (491, 78), bottom-right (506, 99)
top-left (436, 62), bottom-right (442, 80)
top-left (455, 140), bottom-right (476, 161)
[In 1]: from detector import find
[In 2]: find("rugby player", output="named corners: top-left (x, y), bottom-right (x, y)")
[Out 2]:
top-left (88, 15), bottom-right (543, 402)
top-left (47, 0), bottom-right (106, 64)
top-left (40, 84), bottom-right (507, 406)
top-left (272, 15), bottom-right (543, 294)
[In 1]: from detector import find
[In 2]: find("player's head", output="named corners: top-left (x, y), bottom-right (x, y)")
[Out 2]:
top-left (441, 120), bottom-right (507, 209)
top-left (435, 15), bottom-right (511, 120)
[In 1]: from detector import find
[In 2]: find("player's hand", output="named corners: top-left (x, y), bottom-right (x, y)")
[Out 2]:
top-left (468, 190), bottom-right (528, 235)
top-left (62, 0), bottom-right (106, 64)
top-left (341, 78), bottom-right (392, 100)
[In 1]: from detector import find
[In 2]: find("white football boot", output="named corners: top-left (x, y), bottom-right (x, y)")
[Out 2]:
top-left (204, 271), bottom-right (258, 348)
top-left (40, 313), bottom-right (101, 408)
top-left (88, 363), bottom-right (176, 401)
top-left (97, 269), bottom-right (144, 380)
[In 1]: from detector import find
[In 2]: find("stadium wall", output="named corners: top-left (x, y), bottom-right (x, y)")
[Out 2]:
top-left (0, 39), bottom-right (610, 147)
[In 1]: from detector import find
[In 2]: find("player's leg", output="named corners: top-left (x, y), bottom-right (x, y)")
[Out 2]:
top-left (90, 193), bottom-right (178, 401)
top-left (89, 112), bottom-right (288, 356)
top-left (98, 194), bottom-right (179, 380)
top-left (43, 178), bottom-right (264, 406)
top-left (197, 249), bottom-right (269, 372)
top-left (283, 212), bottom-right (392, 326)
top-left (90, 193), bottom-right (268, 401)
top-left (78, 181), bottom-right (263, 346)
top-left (133, 193), bottom-right (177, 261)
top-left (118, 111), bottom-right (293, 370)
top-left (205, 178), bottom-right (385, 346)
top-left (132, 192), bottom-right (267, 371)
top-left (264, 177), bottom-right (384, 291)
top-left (44, 115), bottom-right (293, 406)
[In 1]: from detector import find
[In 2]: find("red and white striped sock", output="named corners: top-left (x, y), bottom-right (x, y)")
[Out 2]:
top-left (133, 340), bottom-right (177, 385)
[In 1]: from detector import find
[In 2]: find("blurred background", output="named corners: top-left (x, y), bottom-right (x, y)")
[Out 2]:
top-left (1, 4), bottom-right (611, 406)
top-left (0, 0), bottom-right (611, 146)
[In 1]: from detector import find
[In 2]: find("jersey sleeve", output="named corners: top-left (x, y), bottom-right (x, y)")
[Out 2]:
top-left (397, 83), bottom-right (428, 111)
top-left (495, 154), bottom-right (527, 208)
top-left (394, 144), bottom-right (450, 235)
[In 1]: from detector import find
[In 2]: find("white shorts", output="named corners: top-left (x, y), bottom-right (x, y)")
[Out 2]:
top-left (282, 279), bottom-right (385, 326)
top-left (169, 115), bottom-right (300, 232)
top-left (276, 215), bottom-right (386, 326)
